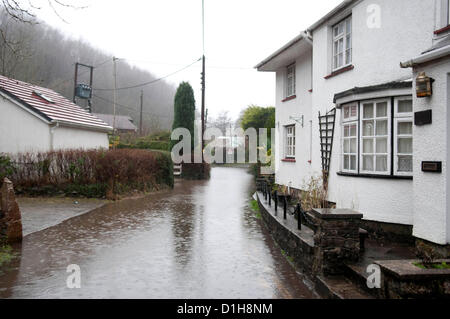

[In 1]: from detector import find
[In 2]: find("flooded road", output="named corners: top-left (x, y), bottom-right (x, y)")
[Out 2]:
top-left (0, 167), bottom-right (316, 299)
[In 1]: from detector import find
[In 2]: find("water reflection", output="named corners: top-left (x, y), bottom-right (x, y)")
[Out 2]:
top-left (0, 167), bottom-right (315, 299)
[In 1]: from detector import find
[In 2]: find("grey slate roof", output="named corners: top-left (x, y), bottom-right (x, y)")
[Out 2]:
top-left (93, 113), bottom-right (138, 132)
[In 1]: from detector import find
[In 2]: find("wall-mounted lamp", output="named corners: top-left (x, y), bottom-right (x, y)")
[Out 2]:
top-left (289, 115), bottom-right (304, 128)
top-left (416, 72), bottom-right (434, 98)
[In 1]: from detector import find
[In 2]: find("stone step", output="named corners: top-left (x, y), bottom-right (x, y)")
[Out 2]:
top-left (315, 275), bottom-right (375, 299)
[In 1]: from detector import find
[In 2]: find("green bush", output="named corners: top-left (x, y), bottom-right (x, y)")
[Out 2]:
top-left (0, 155), bottom-right (14, 180)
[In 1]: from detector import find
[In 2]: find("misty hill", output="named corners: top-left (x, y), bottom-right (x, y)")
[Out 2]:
top-left (0, 10), bottom-right (176, 133)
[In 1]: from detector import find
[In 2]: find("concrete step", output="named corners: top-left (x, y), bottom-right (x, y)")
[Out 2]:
top-left (315, 275), bottom-right (375, 299)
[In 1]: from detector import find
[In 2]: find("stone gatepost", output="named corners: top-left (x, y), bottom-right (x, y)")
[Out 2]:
top-left (311, 208), bottom-right (363, 276)
top-left (0, 178), bottom-right (23, 243)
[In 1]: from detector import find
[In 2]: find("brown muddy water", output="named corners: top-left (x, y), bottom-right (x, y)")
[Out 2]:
top-left (0, 167), bottom-right (316, 299)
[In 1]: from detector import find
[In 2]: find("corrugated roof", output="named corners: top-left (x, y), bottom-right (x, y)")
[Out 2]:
top-left (0, 75), bottom-right (112, 132)
top-left (93, 113), bottom-right (138, 131)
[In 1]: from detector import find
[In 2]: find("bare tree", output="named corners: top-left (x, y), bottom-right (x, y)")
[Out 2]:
top-left (210, 110), bottom-right (233, 135)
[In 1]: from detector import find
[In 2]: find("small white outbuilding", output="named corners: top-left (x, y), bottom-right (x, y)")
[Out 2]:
top-left (0, 75), bottom-right (112, 154)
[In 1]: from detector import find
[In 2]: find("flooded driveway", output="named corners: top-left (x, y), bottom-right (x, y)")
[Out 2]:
top-left (0, 167), bottom-right (316, 299)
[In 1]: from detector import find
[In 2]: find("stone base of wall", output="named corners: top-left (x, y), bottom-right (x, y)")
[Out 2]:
top-left (416, 238), bottom-right (450, 259)
top-left (0, 178), bottom-right (23, 243)
top-left (257, 194), bottom-right (315, 275)
top-left (360, 220), bottom-right (414, 245)
top-left (376, 259), bottom-right (450, 299)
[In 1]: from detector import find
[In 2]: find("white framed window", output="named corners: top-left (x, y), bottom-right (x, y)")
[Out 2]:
top-left (394, 98), bottom-right (413, 175)
top-left (333, 16), bottom-right (352, 71)
top-left (341, 103), bottom-right (358, 173)
top-left (439, 0), bottom-right (450, 28)
top-left (285, 64), bottom-right (296, 98)
top-left (285, 125), bottom-right (296, 158)
top-left (360, 99), bottom-right (391, 175)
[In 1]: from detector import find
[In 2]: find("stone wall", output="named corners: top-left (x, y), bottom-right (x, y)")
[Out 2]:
top-left (0, 178), bottom-right (23, 243)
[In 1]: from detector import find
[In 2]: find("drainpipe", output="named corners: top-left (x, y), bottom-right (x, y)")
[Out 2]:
top-left (49, 121), bottom-right (59, 151)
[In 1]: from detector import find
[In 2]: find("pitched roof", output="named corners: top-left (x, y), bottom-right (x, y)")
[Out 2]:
top-left (0, 75), bottom-right (112, 132)
top-left (93, 113), bottom-right (138, 132)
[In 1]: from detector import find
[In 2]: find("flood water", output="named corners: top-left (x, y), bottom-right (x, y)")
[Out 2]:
top-left (0, 167), bottom-right (316, 299)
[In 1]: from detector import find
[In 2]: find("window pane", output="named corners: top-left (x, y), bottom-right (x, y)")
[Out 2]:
top-left (346, 18), bottom-right (352, 34)
top-left (344, 125), bottom-right (349, 137)
top-left (363, 156), bottom-right (374, 171)
top-left (376, 102), bottom-right (388, 117)
top-left (398, 100), bottom-right (412, 113)
top-left (338, 53), bottom-right (343, 67)
top-left (344, 155), bottom-right (349, 170)
top-left (334, 56), bottom-right (338, 69)
top-left (376, 138), bottom-right (388, 153)
top-left (343, 106), bottom-right (350, 119)
top-left (363, 139), bottom-right (373, 153)
top-left (363, 103), bottom-right (374, 119)
top-left (398, 138), bottom-right (413, 154)
top-left (376, 120), bottom-right (388, 135)
top-left (398, 122), bottom-right (412, 135)
top-left (398, 155), bottom-right (413, 172)
top-left (376, 156), bottom-right (388, 172)
top-left (350, 124), bottom-right (357, 136)
top-left (350, 138), bottom-right (357, 153)
top-left (339, 39), bottom-right (344, 52)
top-left (350, 105), bottom-right (357, 117)
top-left (345, 49), bottom-right (352, 65)
top-left (363, 120), bottom-right (374, 136)
top-left (344, 140), bottom-right (350, 153)
top-left (350, 155), bottom-right (356, 170)
top-left (346, 35), bottom-right (351, 49)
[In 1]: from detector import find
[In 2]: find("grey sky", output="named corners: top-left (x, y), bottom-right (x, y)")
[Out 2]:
top-left (38, 0), bottom-right (342, 120)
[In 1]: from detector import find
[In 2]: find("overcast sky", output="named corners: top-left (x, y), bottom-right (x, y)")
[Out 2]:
top-left (38, 0), bottom-right (342, 120)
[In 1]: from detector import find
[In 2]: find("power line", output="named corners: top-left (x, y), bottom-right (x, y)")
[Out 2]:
top-left (51, 58), bottom-right (112, 89)
top-left (92, 93), bottom-right (172, 119)
top-left (93, 57), bottom-right (202, 91)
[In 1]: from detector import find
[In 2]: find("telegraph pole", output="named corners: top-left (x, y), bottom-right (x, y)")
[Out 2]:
top-left (112, 57), bottom-right (118, 138)
top-left (201, 0), bottom-right (206, 161)
top-left (140, 90), bottom-right (144, 136)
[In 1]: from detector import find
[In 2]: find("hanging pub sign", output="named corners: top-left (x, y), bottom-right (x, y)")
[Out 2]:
top-left (416, 72), bottom-right (434, 98)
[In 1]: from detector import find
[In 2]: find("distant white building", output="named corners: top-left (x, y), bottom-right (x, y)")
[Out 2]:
top-left (256, 0), bottom-right (450, 247)
top-left (0, 75), bottom-right (112, 154)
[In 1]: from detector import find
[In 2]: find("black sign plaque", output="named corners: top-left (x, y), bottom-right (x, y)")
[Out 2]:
top-left (415, 110), bottom-right (432, 126)
top-left (422, 161), bottom-right (442, 173)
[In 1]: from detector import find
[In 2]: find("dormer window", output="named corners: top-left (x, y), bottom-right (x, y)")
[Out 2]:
top-left (33, 91), bottom-right (54, 103)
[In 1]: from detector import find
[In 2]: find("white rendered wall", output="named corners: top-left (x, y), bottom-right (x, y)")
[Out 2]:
top-left (0, 97), bottom-right (51, 154)
top-left (275, 50), bottom-right (313, 190)
top-left (274, 0), bottom-right (435, 226)
top-left (412, 61), bottom-right (450, 245)
top-left (53, 126), bottom-right (109, 150)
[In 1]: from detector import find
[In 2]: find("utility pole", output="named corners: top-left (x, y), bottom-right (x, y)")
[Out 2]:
top-left (201, 0), bottom-right (206, 162)
top-left (139, 90), bottom-right (144, 136)
top-left (112, 57), bottom-right (118, 142)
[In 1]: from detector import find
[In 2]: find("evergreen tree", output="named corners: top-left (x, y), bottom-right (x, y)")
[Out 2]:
top-left (171, 82), bottom-right (196, 151)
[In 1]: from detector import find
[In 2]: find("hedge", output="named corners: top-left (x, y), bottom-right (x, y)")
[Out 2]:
top-left (1, 149), bottom-right (173, 198)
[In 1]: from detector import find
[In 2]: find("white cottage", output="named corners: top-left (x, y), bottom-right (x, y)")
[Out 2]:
top-left (256, 0), bottom-right (450, 249)
top-left (0, 75), bottom-right (112, 154)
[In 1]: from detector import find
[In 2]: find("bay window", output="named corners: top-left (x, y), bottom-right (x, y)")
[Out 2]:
top-left (340, 97), bottom-right (413, 177)
top-left (333, 16), bottom-right (352, 70)
top-left (285, 125), bottom-right (296, 159)
top-left (394, 98), bottom-right (413, 175)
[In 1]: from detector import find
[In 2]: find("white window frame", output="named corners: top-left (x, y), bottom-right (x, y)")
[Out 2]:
top-left (285, 125), bottom-right (296, 159)
top-left (394, 97), bottom-right (413, 176)
top-left (359, 99), bottom-right (391, 176)
top-left (332, 16), bottom-right (352, 71)
top-left (341, 103), bottom-right (358, 173)
top-left (285, 64), bottom-right (296, 98)
top-left (439, 0), bottom-right (450, 28)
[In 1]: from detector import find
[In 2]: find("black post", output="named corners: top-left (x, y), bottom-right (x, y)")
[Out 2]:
top-left (274, 190), bottom-right (278, 215)
top-left (283, 197), bottom-right (287, 220)
top-left (297, 203), bottom-right (302, 230)
top-left (268, 189), bottom-right (271, 206)
top-left (264, 182), bottom-right (267, 201)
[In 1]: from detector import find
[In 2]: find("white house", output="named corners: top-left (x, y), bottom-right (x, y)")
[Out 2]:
top-left (256, 0), bottom-right (450, 248)
top-left (0, 75), bottom-right (112, 154)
